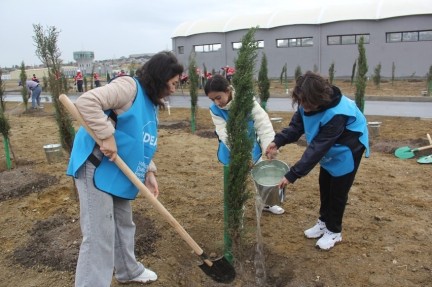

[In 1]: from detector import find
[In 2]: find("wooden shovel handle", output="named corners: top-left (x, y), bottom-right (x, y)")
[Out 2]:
top-left (413, 144), bottom-right (432, 152)
top-left (59, 94), bottom-right (213, 266)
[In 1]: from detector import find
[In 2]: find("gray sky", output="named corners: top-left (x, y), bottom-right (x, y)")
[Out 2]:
top-left (1, 0), bottom-right (342, 68)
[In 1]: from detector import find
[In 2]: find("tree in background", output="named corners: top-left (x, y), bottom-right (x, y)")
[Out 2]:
top-left (355, 36), bottom-right (368, 113)
top-left (106, 72), bottom-right (111, 82)
top-left (391, 62), bottom-right (396, 85)
top-left (19, 62), bottom-right (29, 111)
top-left (280, 63), bottom-right (288, 94)
top-left (0, 68), bottom-right (5, 111)
top-left (372, 63), bottom-right (382, 88)
top-left (294, 65), bottom-right (302, 81)
top-left (188, 52), bottom-right (199, 133)
top-left (427, 65), bottom-right (432, 96)
top-left (328, 62), bottom-right (335, 85)
top-left (351, 60), bottom-right (357, 86)
top-left (257, 53), bottom-right (270, 110)
top-left (227, 27), bottom-right (258, 257)
top-left (0, 68), bottom-right (13, 170)
top-left (33, 24), bottom-right (75, 154)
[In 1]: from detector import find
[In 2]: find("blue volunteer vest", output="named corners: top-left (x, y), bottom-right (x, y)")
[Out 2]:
top-left (210, 104), bottom-right (262, 166)
top-left (300, 96), bottom-right (369, 177)
top-left (67, 78), bottom-right (158, 199)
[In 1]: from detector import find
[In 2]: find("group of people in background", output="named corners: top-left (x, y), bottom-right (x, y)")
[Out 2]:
top-left (65, 50), bottom-right (368, 286)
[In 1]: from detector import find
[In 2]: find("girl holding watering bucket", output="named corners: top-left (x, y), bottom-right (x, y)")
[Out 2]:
top-left (266, 71), bottom-right (369, 250)
top-left (204, 74), bottom-right (285, 215)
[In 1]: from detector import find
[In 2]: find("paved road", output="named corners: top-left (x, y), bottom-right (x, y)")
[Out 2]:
top-left (4, 93), bottom-right (432, 118)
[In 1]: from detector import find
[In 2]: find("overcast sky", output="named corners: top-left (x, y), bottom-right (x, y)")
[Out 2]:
top-left (1, 0), bottom-right (347, 68)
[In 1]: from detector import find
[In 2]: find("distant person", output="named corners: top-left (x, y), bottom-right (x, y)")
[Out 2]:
top-left (20, 79), bottom-right (42, 109)
top-left (93, 72), bottom-right (101, 87)
top-left (204, 74), bottom-right (285, 215)
top-left (266, 71), bottom-right (369, 250)
top-left (67, 51), bottom-right (183, 286)
top-left (31, 74), bottom-right (39, 83)
top-left (117, 69), bottom-right (127, 77)
top-left (75, 70), bottom-right (84, 92)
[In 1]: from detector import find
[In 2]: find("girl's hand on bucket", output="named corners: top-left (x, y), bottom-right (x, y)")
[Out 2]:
top-left (265, 142), bottom-right (278, 159)
top-left (278, 177), bottom-right (290, 189)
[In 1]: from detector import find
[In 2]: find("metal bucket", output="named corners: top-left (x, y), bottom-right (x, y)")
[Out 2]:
top-left (251, 160), bottom-right (290, 205)
top-left (43, 144), bottom-right (63, 163)
top-left (368, 121), bottom-right (382, 139)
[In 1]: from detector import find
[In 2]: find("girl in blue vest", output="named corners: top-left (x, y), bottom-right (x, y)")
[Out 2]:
top-left (205, 74), bottom-right (285, 215)
top-left (266, 71), bottom-right (369, 250)
top-left (67, 51), bottom-right (183, 286)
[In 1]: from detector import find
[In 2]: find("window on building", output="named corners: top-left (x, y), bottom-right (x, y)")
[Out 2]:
top-left (386, 30), bottom-right (432, 43)
top-left (276, 37), bottom-right (313, 48)
top-left (232, 40), bottom-right (264, 50)
top-left (194, 43), bottom-right (221, 53)
top-left (178, 46), bottom-right (184, 54)
top-left (328, 34), bottom-right (369, 45)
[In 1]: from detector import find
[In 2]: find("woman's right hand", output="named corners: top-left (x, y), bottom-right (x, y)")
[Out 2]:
top-left (265, 142), bottom-right (278, 159)
top-left (100, 135), bottom-right (118, 161)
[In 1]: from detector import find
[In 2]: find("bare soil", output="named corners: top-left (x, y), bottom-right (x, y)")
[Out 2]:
top-left (0, 80), bottom-right (431, 287)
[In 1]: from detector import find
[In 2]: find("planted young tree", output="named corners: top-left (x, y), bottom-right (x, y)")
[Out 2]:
top-left (227, 27), bottom-right (258, 257)
top-left (355, 36), bottom-right (368, 113)
top-left (373, 63), bottom-right (382, 88)
top-left (188, 52), bottom-right (199, 133)
top-left (280, 63), bottom-right (288, 94)
top-left (19, 62), bottom-right (29, 110)
top-left (294, 65), bottom-right (302, 81)
top-left (351, 60), bottom-right (357, 86)
top-left (106, 72), bottom-right (111, 82)
top-left (391, 62), bottom-right (396, 85)
top-left (33, 24), bottom-right (75, 154)
top-left (257, 53), bottom-right (270, 110)
top-left (328, 62), bottom-right (335, 85)
top-left (0, 106), bottom-right (12, 170)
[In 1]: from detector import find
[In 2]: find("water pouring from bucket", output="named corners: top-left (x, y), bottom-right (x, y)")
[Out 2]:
top-left (250, 159), bottom-right (290, 285)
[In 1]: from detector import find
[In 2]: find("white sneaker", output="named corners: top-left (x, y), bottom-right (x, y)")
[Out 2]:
top-left (117, 268), bottom-right (157, 284)
top-left (304, 219), bottom-right (326, 238)
top-left (316, 229), bottom-right (342, 250)
top-left (263, 205), bottom-right (285, 215)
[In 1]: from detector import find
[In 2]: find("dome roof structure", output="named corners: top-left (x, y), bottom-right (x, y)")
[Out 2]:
top-left (172, 0), bottom-right (432, 37)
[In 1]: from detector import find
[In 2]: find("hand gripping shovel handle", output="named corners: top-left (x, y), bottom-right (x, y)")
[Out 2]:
top-left (59, 95), bottom-right (211, 264)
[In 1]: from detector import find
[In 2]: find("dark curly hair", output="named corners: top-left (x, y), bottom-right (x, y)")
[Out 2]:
top-left (135, 51), bottom-right (184, 107)
top-left (292, 71), bottom-right (333, 109)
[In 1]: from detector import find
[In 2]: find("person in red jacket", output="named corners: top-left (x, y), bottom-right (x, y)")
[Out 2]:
top-left (93, 73), bottom-right (101, 87)
top-left (75, 70), bottom-right (84, 92)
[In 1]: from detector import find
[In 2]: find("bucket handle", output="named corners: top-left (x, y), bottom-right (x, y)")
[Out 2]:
top-left (279, 188), bottom-right (285, 202)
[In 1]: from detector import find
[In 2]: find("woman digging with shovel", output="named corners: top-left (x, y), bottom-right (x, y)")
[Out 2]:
top-left (266, 71), bottom-right (369, 250)
top-left (66, 51), bottom-right (183, 286)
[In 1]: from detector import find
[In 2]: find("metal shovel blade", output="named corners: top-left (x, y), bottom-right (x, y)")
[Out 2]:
top-left (198, 256), bottom-right (236, 283)
top-left (394, 146), bottom-right (416, 159)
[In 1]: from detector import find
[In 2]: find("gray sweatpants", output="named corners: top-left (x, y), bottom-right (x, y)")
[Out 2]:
top-left (74, 153), bottom-right (144, 287)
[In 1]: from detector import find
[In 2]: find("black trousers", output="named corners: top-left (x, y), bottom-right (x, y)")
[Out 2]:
top-left (318, 146), bottom-right (365, 233)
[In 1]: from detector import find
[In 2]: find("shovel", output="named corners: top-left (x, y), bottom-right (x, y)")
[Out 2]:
top-left (417, 155), bottom-right (432, 164)
top-left (394, 144), bottom-right (432, 159)
top-left (59, 94), bottom-right (235, 284)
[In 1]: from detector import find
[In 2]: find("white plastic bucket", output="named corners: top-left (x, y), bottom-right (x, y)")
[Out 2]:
top-left (251, 160), bottom-right (290, 205)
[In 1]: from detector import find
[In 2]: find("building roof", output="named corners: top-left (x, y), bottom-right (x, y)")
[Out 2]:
top-left (172, 0), bottom-right (432, 37)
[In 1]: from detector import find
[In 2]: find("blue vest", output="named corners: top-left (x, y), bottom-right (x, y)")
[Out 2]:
top-left (210, 104), bottom-right (262, 166)
top-left (300, 96), bottom-right (369, 177)
top-left (67, 78), bottom-right (158, 199)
